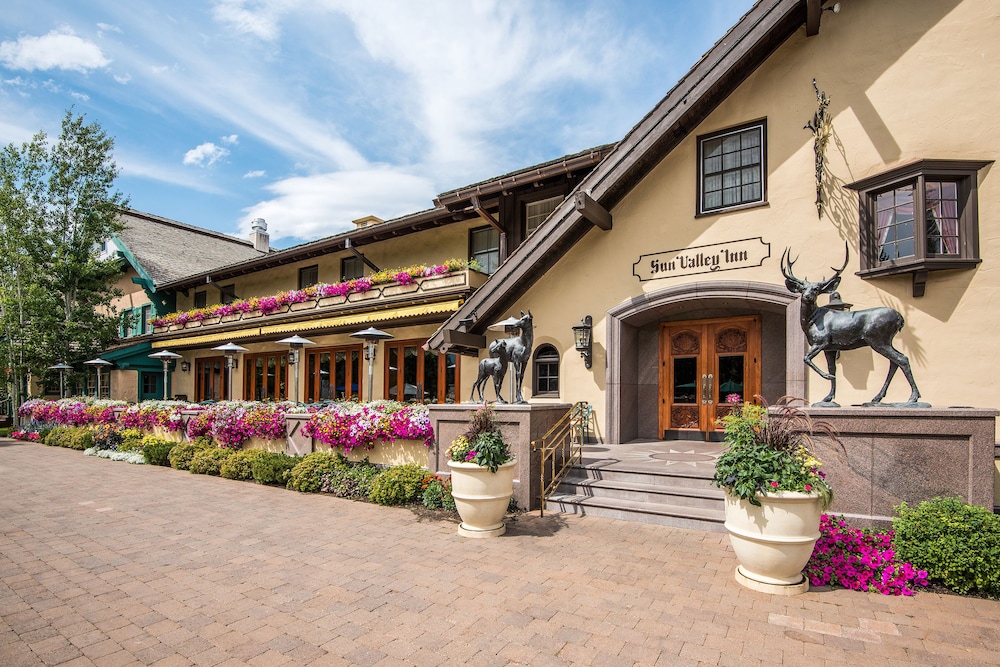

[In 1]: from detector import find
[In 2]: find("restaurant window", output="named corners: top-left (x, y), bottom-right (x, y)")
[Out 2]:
top-left (196, 357), bottom-right (228, 402)
top-left (697, 120), bottom-right (766, 215)
top-left (532, 344), bottom-right (560, 397)
top-left (469, 226), bottom-right (500, 274)
top-left (220, 284), bottom-right (236, 305)
top-left (244, 352), bottom-right (288, 401)
top-left (848, 159), bottom-right (989, 294)
top-left (384, 339), bottom-right (459, 404)
top-left (298, 264), bottom-right (319, 289)
top-left (305, 345), bottom-right (363, 403)
top-left (194, 291), bottom-right (207, 308)
top-left (341, 256), bottom-right (364, 281)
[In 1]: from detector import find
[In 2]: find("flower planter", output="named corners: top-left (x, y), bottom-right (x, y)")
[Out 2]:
top-left (342, 438), bottom-right (427, 467)
top-left (348, 290), bottom-right (379, 302)
top-left (221, 313), bottom-right (242, 323)
top-left (420, 273), bottom-right (466, 290)
top-left (242, 311), bottom-right (262, 320)
top-left (242, 436), bottom-right (286, 454)
top-left (448, 459), bottom-right (516, 538)
top-left (723, 490), bottom-right (823, 595)
top-left (201, 316), bottom-right (221, 325)
top-left (318, 295), bottom-right (347, 308)
top-left (382, 283), bottom-right (420, 297)
top-left (263, 305), bottom-right (290, 316)
top-left (289, 301), bottom-right (317, 312)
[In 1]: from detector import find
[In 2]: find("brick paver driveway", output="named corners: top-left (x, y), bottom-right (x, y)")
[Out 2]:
top-left (2, 439), bottom-right (999, 666)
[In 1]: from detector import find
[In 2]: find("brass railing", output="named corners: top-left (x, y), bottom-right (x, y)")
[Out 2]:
top-left (531, 402), bottom-right (591, 516)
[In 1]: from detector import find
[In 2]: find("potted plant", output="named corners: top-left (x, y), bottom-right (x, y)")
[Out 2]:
top-left (446, 405), bottom-right (515, 538)
top-left (712, 396), bottom-right (838, 594)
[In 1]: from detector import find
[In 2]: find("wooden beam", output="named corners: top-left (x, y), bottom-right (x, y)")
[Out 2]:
top-left (471, 195), bottom-right (503, 232)
top-left (443, 328), bottom-right (486, 350)
top-left (806, 0), bottom-right (821, 36)
top-left (574, 192), bottom-right (612, 231)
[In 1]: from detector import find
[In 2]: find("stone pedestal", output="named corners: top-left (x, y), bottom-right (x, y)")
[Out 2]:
top-left (804, 407), bottom-right (997, 528)
top-left (428, 403), bottom-right (572, 511)
top-left (285, 414), bottom-right (313, 456)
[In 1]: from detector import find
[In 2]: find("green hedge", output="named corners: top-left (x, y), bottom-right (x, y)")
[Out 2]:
top-left (369, 464), bottom-right (425, 506)
top-left (894, 496), bottom-right (1000, 598)
top-left (190, 448), bottom-right (235, 476)
top-left (288, 451), bottom-right (348, 492)
top-left (141, 436), bottom-right (177, 466)
top-left (168, 437), bottom-right (215, 470)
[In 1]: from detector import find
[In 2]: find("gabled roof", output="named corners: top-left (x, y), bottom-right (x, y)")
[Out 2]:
top-left (427, 0), bottom-right (813, 351)
top-left (158, 145), bottom-right (615, 293)
top-left (115, 209), bottom-right (267, 289)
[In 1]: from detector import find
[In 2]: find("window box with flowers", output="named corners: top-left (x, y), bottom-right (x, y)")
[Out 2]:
top-left (712, 396), bottom-right (839, 595)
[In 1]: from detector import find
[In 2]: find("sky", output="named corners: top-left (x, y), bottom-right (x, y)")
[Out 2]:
top-left (0, 0), bottom-right (755, 249)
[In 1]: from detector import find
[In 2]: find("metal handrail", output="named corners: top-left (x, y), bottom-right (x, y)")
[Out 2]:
top-left (531, 402), bottom-right (591, 516)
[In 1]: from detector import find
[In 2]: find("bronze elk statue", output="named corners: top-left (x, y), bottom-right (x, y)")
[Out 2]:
top-left (781, 247), bottom-right (922, 406)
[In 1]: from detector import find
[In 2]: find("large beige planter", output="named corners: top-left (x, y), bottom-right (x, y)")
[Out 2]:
top-left (723, 490), bottom-right (822, 595)
top-left (448, 459), bottom-right (516, 538)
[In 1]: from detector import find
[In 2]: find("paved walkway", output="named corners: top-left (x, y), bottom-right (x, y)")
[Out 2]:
top-left (1, 439), bottom-right (999, 667)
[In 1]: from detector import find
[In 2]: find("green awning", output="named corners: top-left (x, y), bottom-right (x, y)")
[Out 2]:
top-left (101, 341), bottom-right (162, 371)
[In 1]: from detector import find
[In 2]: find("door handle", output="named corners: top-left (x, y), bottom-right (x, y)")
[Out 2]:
top-left (707, 374), bottom-right (714, 405)
top-left (700, 374), bottom-right (708, 404)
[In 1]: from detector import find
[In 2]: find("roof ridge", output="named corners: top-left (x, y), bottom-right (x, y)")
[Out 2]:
top-left (120, 208), bottom-right (258, 249)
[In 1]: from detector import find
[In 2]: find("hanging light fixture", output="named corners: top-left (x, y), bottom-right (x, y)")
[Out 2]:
top-left (572, 315), bottom-right (593, 369)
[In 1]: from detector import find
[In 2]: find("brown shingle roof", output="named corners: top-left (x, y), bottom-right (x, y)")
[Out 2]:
top-left (115, 209), bottom-right (267, 287)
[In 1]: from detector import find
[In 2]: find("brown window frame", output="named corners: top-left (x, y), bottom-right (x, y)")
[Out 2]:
top-left (304, 344), bottom-right (364, 403)
top-left (847, 159), bottom-right (990, 295)
top-left (195, 356), bottom-right (228, 402)
top-left (696, 119), bottom-right (767, 216)
top-left (341, 256), bottom-right (365, 281)
top-left (298, 264), bottom-right (319, 289)
top-left (532, 343), bottom-right (560, 398)
top-left (383, 338), bottom-right (461, 404)
top-left (194, 291), bottom-right (207, 309)
top-left (469, 225), bottom-right (500, 275)
top-left (243, 351), bottom-right (288, 402)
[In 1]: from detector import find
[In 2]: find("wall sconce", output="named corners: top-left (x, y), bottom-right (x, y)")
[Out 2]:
top-left (180, 361), bottom-right (191, 372)
top-left (572, 315), bottom-right (593, 369)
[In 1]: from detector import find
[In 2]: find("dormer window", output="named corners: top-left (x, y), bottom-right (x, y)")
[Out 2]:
top-left (697, 120), bottom-right (767, 215)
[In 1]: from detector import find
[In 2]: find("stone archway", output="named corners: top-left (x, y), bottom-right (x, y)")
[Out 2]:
top-left (605, 280), bottom-right (803, 444)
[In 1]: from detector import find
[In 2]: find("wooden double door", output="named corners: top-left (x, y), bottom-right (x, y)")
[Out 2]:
top-left (659, 316), bottom-right (761, 438)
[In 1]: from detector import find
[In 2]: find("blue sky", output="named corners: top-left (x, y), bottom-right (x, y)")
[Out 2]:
top-left (0, 0), bottom-right (755, 248)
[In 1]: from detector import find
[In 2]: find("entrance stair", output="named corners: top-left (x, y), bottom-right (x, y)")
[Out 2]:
top-left (545, 441), bottom-right (727, 532)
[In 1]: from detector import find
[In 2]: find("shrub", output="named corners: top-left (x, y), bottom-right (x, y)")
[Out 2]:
top-left (0, 427), bottom-right (11, 437)
top-left (44, 426), bottom-right (74, 447)
top-left (251, 452), bottom-right (298, 486)
top-left (91, 424), bottom-right (123, 451)
top-left (893, 496), bottom-right (1000, 597)
top-left (288, 451), bottom-right (348, 492)
top-left (321, 460), bottom-right (381, 499)
top-left (369, 464), bottom-right (426, 506)
top-left (189, 447), bottom-right (235, 476)
top-left (421, 475), bottom-right (455, 511)
top-left (142, 436), bottom-right (177, 466)
top-left (220, 449), bottom-right (270, 481)
top-left (118, 428), bottom-right (145, 452)
top-left (67, 428), bottom-right (94, 451)
top-left (168, 438), bottom-right (215, 470)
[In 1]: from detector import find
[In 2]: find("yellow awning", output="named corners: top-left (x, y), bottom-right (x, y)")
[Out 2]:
top-left (153, 300), bottom-right (463, 349)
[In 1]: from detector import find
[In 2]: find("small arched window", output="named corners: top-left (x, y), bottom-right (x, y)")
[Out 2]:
top-left (533, 344), bottom-right (560, 397)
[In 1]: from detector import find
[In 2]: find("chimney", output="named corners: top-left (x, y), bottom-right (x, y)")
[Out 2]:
top-left (352, 215), bottom-right (383, 229)
top-left (249, 218), bottom-right (269, 252)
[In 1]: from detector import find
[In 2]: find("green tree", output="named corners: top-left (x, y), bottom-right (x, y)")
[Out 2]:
top-left (0, 110), bottom-right (128, 416)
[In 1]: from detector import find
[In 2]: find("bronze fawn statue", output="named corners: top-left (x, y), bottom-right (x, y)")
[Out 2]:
top-left (470, 339), bottom-right (508, 403)
top-left (781, 246), bottom-right (922, 406)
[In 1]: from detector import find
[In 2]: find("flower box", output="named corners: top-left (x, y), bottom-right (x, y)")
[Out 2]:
top-left (184, 320), bottom-right (202, 329)
top-left (221, 313), bottom-right (242, 323)
top-left (289, 301), bottom-right (317, 312)
top-left (317, 295), bottom-right (347, 308)
top-left (242, 436), bottom-right (287, 454)
top-left (348, 290), bottom-right (379, 302)
top-left (242, 311), bottom-right (262, 320)
top-left (168, 324), bottom-right (185, 332)
top-left (264, 305), bottom-right (290, 315)
top-left (420, 273), bottom-right (466, 290)
top-left (382, 283), bottom-right (420, 297)
top-left (201, 316), bottom-right (221, 325)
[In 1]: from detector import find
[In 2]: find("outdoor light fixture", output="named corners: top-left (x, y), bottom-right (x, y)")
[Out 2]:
top-left (350, 327), bottom-right (393, 402)
top-left (180, 361), bottom-right (191, 373)
top-left (48, 362), bottom-right (72, 399)
top-left (212, 342), bottom-right (248, 400)
top-left (83, 358), bottom-right (113, 398)
top-left (148, 350), bottom-right (183, 401)
top-left (573, 315), bottom-right (593, 369)
top-left (278, 335), bottom-right (315, 404)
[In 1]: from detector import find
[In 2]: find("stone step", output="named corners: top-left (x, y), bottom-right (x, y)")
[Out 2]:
top-left (568, 464), bottom-right (714, 489)
top-left (545, 493), bottom-right (726, 533)
top-left (556, 476), bottom-right (724, 510)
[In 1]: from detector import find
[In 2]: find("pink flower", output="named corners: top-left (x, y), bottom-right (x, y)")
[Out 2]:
top-left (770, 481), bottom-right (779, 488)
top-left (804, 484), bottom-right (813, 491)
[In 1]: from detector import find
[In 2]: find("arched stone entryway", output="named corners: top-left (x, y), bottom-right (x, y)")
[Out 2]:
top-left (605, 281), bottom-right (804, 443)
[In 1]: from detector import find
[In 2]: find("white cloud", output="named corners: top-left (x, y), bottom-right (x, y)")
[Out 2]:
top-left (69, 91), bottom-right (89, 101)
top-left (239, 167), bottom-right (434, 242)
top-left (182, 142), bottom-right (230, 166)
top-left (117, 151), bottom-right (229, 195)
top-left (212, 0), bottom-right (284, 41)
top-left (97, 23), bottom-right (122, 35)
top-left (114, 73), bottom-right (131, 85)
top-left (0, 27), bottom-right (111, 73)
top-left (243, 169), bottom-right (266, 179)
top-left (221, 134), bottom-right (239, 145)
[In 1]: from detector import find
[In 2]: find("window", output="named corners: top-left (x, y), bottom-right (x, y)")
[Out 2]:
top-left (697, 120), bottom-right (766, 215)
top-left (533, 344), bottom-right (560, 397)
top-left (194, 291), bottom-right (207, 308)
top-left (525, 196), bottom-right (562, 235)
top-left (848, 159), bottom-right (989, 294)
top-left (196, 357), bottom-right (228, 402)
top-left (298, 264), bottom-right (319, 289)
top-left (220, 285), bottom-right (236, 305)
top-left (305, 345), bottom-right (363, 402)
top-left (384, 339), bottom-right (460, 404)
top-left (244, 352), bottom-right (288, 401)
top-left (469, 226), bottom-right (500, 274)
top-left (139, 304), bottom-right (151, 335)
top-left (341, 256), bottom-right (364, 281)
